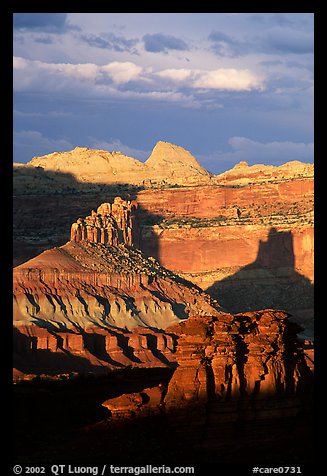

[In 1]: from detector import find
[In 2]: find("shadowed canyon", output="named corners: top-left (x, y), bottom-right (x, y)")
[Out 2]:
top-left (13, 141), bottom-right (314, 469)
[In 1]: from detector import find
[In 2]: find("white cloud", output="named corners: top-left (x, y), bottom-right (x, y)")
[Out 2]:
top-left (156, 68), bottom-right (192, 81)
top-left (13, 56), bottom-right (197, 107)
top-left (13, 56), bottom-right (28, 69)
top-left (37, 61), bottom-right (99, 80)
top-left (193, 69), bottom-right (265, 91)
top-left (101, 61), bottom-right (143, 83)
top-left (14, 56), bottom-right (143, 86)
top-left (13, 55), bottom-right (265, 94)
top-left (156, 67), bottom-right (265, 91)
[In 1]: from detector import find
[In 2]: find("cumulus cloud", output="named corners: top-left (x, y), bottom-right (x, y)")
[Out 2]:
top-left (101, 62), bottom-right (143, 84)
top-left (203, 137), bottom-right (314, 170)
top-left (143, 33), bottom-right (189, 53)
top-left (13, 57), bottom-right (143, 89)
top-left (156, 68), bottom-right (193, 81)
top-left (156, 67), bottom-right (265, 91)
top-left (13, 57), bottom-right (28, 69)
top-left (13, 56), bottom-right (265, 96)
top-left (37, 61), bottom-right (99, 80)
top-left (193, 69), bottom-right (264, 91)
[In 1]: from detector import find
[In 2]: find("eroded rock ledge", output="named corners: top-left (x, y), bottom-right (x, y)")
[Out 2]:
top-left (103, 310), bottom-right (312, 420)
top-left (70, 197), bottom-right (139, 247)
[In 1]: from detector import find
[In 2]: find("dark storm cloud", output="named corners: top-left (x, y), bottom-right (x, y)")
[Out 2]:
top-left (263, 28), bottom-right (313, 54)
top-left (143, 33), bottom-right (189, 53)
top-left (208, 30), bottom-right (246, 57)
top-left (33, 35), bottom-right (55, 45)
top-left (209, 27), bottom-right (313, 57)
top-left (80, 33), bottom-right (138, 53)
top-left (13, 13), bottom-right (78, 33)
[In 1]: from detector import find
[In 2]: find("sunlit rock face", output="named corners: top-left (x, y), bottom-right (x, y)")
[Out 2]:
top-left (13, 200), bottom-right (226, 379)
top-left (102, 309), bottom-right (313, 421)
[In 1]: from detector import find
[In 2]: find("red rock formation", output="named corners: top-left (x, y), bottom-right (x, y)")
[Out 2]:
top-left (137, 180), bottom-right (313, 336)
top-left (70, 197), bottom-right (139, 247)
top-left (137, 178), bottom-right (313, 219)
top-left (13, 172), bottom-right (314, 339)
top-left (214, 160), bottom-right (313, 186)
top-left (13, 202), bottom-right (226, 379)
top-left (166, 310), bottom-right (311, 406)
top-left (103, 385), bottom-right (166, 419)
top-left (102, 310), bottom-right (313, 421)
top-left (13, 325), bottom-right (178, 379)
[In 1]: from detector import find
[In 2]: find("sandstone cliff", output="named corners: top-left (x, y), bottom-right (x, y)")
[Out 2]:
top-left (137, 180), bottom-right (314, 337)
top-left (13, 239), bottom-right (222, 331)
top-left (70, 198), bottom-right (139, 247)
top-left (24, 141), bottom-right (212, 188)
top-left (27, 147), bottom-right (148, 185)
top-left (145, 141), bottom-right (211, 185)
top-left (214, 160), bottom-right (313, 186)
top-left (13, 175), bottom-right (314, 337)
top-left (13, 200), bottom-right (226, 379)
top-left (103, 309), bottom-right (312, 421)
top-left (13, 143), bottom-right (314, 340)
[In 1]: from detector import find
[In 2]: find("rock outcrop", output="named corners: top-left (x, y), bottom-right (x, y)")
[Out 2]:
top-left (166, 310), bottom-right (311, 407)
top-left (70, 198), bottom-right (139, 247)
top-left (13, 143), bottom-right (314, 343)
top-left (26, 147), bottom-right (148, 185)
top-left (13, 200), bottom-right (227, 379)
top-left (13, 325), bottom-right (177, 378)
top-left (137, 181), bottom-right (314, 337)
top-left (144, 141), bottom-right (211, 185)
top-left (24, 141), bottom-right (212, 188)
top-left (214, 160), bottom-right (314, 186)
top-left (103, 309), bottom-right (313, 421)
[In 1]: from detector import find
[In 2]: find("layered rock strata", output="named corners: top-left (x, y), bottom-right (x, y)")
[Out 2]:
top-left (214, 160), bottom-right (313, 186)
top-left (70, 198), bottom-right (139, 247)
top-left (13, 201), bottom-right (226, 379)
top-left (103, 310), bottom-right (313, 421)
top-left (13, 152), bottom-right (314, 341)
top-left (13, 325), bottom-right (177, 379)
top-left (136, 181), bottom-right (314, 336)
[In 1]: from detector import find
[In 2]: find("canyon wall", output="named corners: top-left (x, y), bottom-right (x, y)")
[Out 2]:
top-left (141, 224), bottom-right (313, 280)
top-left (13, 205), bottom-right (225, 380)
top-left (13, 179), bottom-right (314, 336)
top-left (137, 178), bottom-right (313, 219)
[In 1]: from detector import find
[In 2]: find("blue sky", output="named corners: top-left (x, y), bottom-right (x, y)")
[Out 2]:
top-left (13, 13), bottom-right (314, 173)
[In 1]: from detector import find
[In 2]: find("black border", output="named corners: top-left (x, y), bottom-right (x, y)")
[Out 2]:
top-left (5, 5), bottom-right (321, 474)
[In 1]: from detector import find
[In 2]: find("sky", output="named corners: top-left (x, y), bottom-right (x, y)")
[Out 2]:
top-left (13, 13), bottom-right (314, 174)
